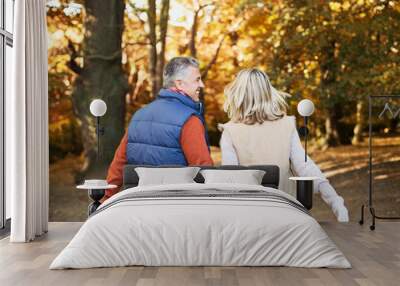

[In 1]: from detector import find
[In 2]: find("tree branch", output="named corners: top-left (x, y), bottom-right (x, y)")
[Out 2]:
top-left (189, 2), bottom-right (215, 58)
top-left (125, 41), bottom-right (150, 46)
top-left (201, 35), bottom-right (226, 80)
top-left (201, 16), bottom-right (243, 80)
top-left (128, 2), bottom-right (147, 25)
top-left (201, 17), bottom-right (244, 79)
top-left (66, 37), bottom-right (82, 74)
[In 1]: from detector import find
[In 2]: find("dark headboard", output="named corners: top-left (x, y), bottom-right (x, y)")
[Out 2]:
top-left (123, 165), bottom-right (280, 190)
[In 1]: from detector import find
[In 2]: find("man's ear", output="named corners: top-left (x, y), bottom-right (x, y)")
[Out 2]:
top-left (175, 80), bottom-right (183, 89)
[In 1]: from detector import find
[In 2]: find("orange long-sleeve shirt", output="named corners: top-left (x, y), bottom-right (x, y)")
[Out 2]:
top-left (102, 116), bottom-right (213, 201)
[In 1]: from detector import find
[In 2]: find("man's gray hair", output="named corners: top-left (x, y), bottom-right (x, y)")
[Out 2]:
top-left (163, 57), bottom-right (199, 88)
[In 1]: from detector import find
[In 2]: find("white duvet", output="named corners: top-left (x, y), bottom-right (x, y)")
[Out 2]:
top-left (50, 183), bottom-right (351, 269)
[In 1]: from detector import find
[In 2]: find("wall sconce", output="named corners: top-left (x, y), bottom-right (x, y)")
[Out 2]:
top-left (89, 99), bottom-right (107, 160)
top-left (297, 99), bottom-right (315, 162)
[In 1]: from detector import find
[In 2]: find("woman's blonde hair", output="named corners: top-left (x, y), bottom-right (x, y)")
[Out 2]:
top-left (223, 68), bottom-right (289, 124)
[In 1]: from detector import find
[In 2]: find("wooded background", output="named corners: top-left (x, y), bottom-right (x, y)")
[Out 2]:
top-left (47, 0), bottom-right (400, 176)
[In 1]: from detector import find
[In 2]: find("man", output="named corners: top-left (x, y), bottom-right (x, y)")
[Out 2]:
top-left (102, 57), bottom-right (213, 201)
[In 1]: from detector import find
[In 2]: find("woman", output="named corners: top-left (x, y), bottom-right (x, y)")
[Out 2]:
top-left (220, 68), bottom-right (349, 222)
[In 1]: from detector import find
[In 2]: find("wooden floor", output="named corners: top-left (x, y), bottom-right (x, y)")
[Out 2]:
top-left (0, 222), bottom-right (399, 286)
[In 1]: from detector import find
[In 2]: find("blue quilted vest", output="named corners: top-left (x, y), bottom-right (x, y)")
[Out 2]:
top-left (127, 89), bottom-right (210, 165)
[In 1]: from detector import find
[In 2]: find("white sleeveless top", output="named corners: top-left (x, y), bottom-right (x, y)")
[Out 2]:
top-left (222, 116), bottom-right (296, 195)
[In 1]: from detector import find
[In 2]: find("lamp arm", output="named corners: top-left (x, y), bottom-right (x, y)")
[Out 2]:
top-left (304, 116), bottom-right (308, 162)
top-left (96, 117), bottom-right (100, 161)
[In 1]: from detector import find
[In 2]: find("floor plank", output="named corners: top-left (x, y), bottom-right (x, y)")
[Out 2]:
top-left (0, 222), bottom-right (399, 286)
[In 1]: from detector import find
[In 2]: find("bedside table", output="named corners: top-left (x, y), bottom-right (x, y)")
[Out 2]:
top-left (77, 180), bottom-right (117, 216)
top-left (289, 177), bottom-right (319, 210)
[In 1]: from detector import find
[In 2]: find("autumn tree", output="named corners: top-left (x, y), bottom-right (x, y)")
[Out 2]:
top-left (47, 0), bottom-right (400, 169)
top-left (47, 2), bottom-right (85, 162)
top-left (69, 1), bottom-right (129, 175)
top-left (127, 0), bottom-right (170, 97)
top-left (243, 0), bottom-right (400, 147)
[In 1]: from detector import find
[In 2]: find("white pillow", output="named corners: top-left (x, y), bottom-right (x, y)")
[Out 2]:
top-left (135, 167), bottom-right (201, 186)
top-left (200, 169), bottom-right (266, 185)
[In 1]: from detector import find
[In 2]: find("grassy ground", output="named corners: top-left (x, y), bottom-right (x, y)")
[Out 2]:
top-left (49, 136), bottom-right (400, 222)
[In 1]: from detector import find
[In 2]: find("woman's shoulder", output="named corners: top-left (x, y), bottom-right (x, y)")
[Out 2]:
top-left (281, 114), bottom-right (296, 121)
top-left (262, 115), bottom-right (296, 126)
top-left (219, 116), bottom-right (296, 130)
top-left (281, 115), bottom-right (297, 130)
top-left (218, 120), bottom-right (240, 131)
top-left (283, 115), bottom-right (296, 124)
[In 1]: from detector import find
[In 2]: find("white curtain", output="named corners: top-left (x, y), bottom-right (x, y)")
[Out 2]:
top-left (7, 0), bottom-right (49, 242)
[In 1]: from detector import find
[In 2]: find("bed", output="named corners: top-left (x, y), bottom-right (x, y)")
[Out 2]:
top-left (50, 165), bottom-right (350, 269)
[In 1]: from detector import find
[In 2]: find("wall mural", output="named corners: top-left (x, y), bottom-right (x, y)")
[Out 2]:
top-left (46, 1), bottom-right (400, 222)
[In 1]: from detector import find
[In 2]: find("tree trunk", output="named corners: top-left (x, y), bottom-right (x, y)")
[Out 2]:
top-left (156, 0), bottom-right (170, 91)
top-left (72, 0), bottom-right (128, 178)
top-left (324, 115), bottom-right (340, 147)
top-left (189, 3), bottom-right (214, 59)
top-left (352, 100), bottom-right (365, 145)
top-left (147, 0), bottom-right (158, 97)
top-left (320, 40), bottom-right (341, 147)
top-left (189, 9), bottom-right (200, 58)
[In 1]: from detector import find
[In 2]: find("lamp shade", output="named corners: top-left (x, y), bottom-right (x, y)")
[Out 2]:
top-left (89, 99), bottom-right (107, 117)
top-left (297, 99), bottom-right (315, 117)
